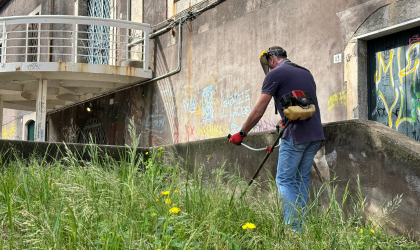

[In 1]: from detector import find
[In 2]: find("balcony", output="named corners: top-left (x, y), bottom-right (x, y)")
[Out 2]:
top-left (0, 15), bottom-right (152, 141)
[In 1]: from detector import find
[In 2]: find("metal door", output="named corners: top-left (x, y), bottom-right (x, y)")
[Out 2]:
top-left (368, 27), bottom-right (420, 142)
top-left (27, 120), bottom-right (35, 141)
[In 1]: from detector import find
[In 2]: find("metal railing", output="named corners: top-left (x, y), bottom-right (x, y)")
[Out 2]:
top-left (0, 15), bottom-right (151, 70)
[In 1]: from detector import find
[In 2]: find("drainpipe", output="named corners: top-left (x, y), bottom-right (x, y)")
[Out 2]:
top-left (132, 18), bottom-right (184, 85)
top-left (127, 0), bottom-right (131, 21)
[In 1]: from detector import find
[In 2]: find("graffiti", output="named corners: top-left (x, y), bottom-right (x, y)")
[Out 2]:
top-left (222, 105), bottom-right (251, 118)
top-left (221, 89), bottom-right (251, 118)
top-left (373, 42), bottom-right (420, 138)
top-left (173, 118), bottom-right (180, 144)
top-left (196, 123), bottom-right (229, 139)
top-left (250, 118), bottom-right (278, 133)
top-left (183, 95), bottom-right (198, 113)
top-left (184, 125), bottom-right (196, 142)
top-left (145, 114), bottom-right (166, 134)
top-left (201, 86), bottom-right (214, 122)
top-left (328, 90), bottom-right (347, 111)
top-left (409, 34), bottom-right (420, 48)
top-left (375, 107), bottom-right (388, 117)
top-left (27, 62), bottom-right (41, 70)
top-left (2, 123), bottom-right (17, 139)
top-left (392, 107), bottom-right (400, 117)
top-left (185, 125), bottom-right (194, 136)
top-left (152, 94), bottom-right (159, 114)
top-left (62, 119), bottom-right (81, 143)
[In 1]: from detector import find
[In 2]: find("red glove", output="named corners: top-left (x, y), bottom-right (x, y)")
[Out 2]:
top-left (229, 132), bottom-right (246, 145)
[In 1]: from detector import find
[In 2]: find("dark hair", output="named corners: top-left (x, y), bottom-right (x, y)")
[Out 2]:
top-left (268, 46), bottom-right (287, 59)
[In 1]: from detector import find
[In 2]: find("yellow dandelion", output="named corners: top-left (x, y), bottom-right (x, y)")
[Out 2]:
top-left (174, 190), bottom-right (179, 193)
top-left (155, 199), bottom-right (159, 202)
top-left (242, 222), bottom-right (256, 229)
top-left (145, 152), bottom-right (149, 155)
top-left (165, 246), bottom-right (168, 249)
top-left (51, 183), bottom-right (54, 189)
top-left (169, 207), bottom-right (180, 214)
top-left (165, 179), bottom-right (168, 181)
top-left (371, 229), bottom-right (375, 233)
top-left (162, 191), bottom-right (170, 195)
top-left (165, 199), bottom-right (171, 204)
top-left (360, 229), bottom-right (363, 233)
top-left (159, 147), bottom-right (163, 151)
top-left (152, 213), bottom-right (157, 216)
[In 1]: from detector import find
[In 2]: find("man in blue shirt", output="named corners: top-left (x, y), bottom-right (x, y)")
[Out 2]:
top-left (229, 47), bottom-right (324, 231)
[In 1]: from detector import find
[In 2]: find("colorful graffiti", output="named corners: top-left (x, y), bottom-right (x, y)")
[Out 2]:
top-left (183, 95), bottom-right (198, 113)
top-left (2, 123), bottom-right (17, 139)
top-left (328, 90), bottom-right (347, 111)
top-left (145, 94), bottom-right (167, 134)
top-left (372, 42), bottom-right (420, 140)
top-left (221, 89), bottom-right (251, 118)
top-left (201, 86), bottom-right (214, 122)
top-left (196, 123), bottom-right (229, 139)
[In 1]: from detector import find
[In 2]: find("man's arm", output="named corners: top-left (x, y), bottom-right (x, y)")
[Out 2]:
top-left (241, 93), bottom-right (272, 135)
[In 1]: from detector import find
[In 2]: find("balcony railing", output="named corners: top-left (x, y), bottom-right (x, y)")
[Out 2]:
top-left (0, 15), bottom-right (151, 71)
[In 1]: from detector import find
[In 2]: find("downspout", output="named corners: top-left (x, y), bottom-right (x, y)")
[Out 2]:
top-left (47, 18), bottom-right (186, 114)
top-left (128, 17), bottom-right (185, 85)
top-left (127, 0), bottom-right (131, 21)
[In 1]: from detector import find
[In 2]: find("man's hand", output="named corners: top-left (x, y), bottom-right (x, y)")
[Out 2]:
top-left (229, 132), bottom-right (246, 146)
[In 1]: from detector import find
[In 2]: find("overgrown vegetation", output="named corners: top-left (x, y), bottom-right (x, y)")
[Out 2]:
top-left (0, 121), bottom-right (418, 249)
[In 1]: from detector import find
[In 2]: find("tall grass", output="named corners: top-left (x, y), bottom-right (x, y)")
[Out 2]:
top-left (0, 123), bottom-right (418, 249)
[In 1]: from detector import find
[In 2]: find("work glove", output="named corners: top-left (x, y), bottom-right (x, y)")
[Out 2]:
top-left (229, 132), bottom-right (246, 146)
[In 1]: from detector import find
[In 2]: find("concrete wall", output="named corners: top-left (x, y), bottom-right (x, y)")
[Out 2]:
top-left (168, 119), bottom-right (420, 238)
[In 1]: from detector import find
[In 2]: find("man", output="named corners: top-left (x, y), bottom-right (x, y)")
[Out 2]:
top-left (229, 47), bottom-right (324, 231)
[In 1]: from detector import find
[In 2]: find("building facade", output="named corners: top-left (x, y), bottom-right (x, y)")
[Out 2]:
top-left (0, 0), bottom-right (419, 146)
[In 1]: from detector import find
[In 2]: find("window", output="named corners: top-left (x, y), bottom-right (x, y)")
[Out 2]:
top-left (87, 0), bottom-right (111, 65)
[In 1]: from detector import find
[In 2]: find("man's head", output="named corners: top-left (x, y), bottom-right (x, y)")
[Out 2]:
top-left (259, 47), bottom-right (287, 75)
top-left (267, 46), bottom-right (287, 69)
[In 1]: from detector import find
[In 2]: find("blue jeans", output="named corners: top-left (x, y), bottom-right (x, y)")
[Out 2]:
top-left (276, 136), bottom-right (321, 231)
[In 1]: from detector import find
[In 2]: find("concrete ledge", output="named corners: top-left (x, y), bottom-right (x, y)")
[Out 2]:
top-left (168, 119), bottom-right (420, 238)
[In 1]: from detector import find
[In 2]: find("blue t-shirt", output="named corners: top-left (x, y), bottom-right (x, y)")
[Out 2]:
top-left (261, 59), bottom-right (324, 145)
